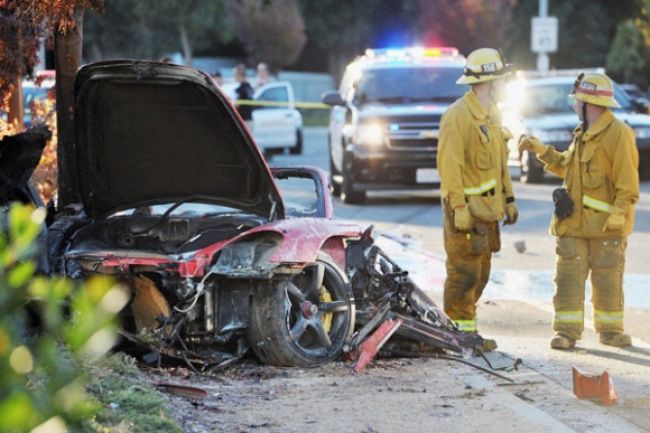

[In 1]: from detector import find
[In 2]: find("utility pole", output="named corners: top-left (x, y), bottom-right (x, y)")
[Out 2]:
top-left (537, 0), bottom-right (549, 72)
top-left (531, 0), bottom-right (556, 72)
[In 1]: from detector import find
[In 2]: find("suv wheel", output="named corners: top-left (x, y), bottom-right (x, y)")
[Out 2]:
top-left (342, 175), bottom-right (366, 204)
top-left (520, 150), bottom-right (543, 183)
top-left (289, 129), bottom-right (303, 155)
top-left (341, 151), bottom-right (365, 204)
top-left (330, 166), bottom-right (342, 197)
top-left (248, 254), bottom-right (355, 367)
top-left (328, 142), bottom-right (342, 197)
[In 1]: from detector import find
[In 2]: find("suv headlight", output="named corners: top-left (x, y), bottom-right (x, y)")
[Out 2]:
top-left (532, 129), bottom-right (573, 143)
top-left (356, 122), bottom-right (386, 146)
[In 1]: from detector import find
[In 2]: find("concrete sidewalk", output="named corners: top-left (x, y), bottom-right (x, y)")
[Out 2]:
top-left (370, 231), bottom-right (650, 432)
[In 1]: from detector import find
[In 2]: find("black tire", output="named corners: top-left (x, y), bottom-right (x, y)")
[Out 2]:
top-left (328, 141), bottom-right (342, 197)
top-left (290, 129), bottom-right (303, 155)
top-left (520, 150), bottom-right (543, 183)
top-left (342, 175), bottom-right (366, 204)
top-left (640, 160), bottom-right (650, 180)
top-left (248, 254), bottom-right (355, 367)
top-left (341, 151), bottom-right (366, 204)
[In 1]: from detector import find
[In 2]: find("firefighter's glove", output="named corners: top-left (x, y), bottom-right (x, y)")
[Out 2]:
top-left (518, 135), bottom-right (546, 155)
top-left (602, 209), bottom-right (626, 232)
top-left (453, 205), bottom-right (473, 232)
top-left (504, 202), bottom-right (518, 225)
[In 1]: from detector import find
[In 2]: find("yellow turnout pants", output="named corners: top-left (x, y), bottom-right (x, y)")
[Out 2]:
top-left (553, 236), bottom-right (626, 339)
top-left (443, 214), bottom-right (500, 332)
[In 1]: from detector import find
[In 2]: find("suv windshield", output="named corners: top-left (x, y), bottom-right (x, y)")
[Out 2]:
top-left (354, 67), bottom-right (467, 104)
top-left (522, 82), bottom-right (632, 115)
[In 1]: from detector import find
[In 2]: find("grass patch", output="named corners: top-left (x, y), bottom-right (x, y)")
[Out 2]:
top-left (84, 354), bottom-right (183, 433)
top-left (300, 108), bottom-right (329, 127)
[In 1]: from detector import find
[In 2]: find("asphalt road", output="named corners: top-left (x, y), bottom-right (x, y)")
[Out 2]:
top-left (267, 127), bottom-right (650, 429)
top-left (161, 127), bottom-right (650, 433)
top-left (270, 127), bottom-right (650, 301)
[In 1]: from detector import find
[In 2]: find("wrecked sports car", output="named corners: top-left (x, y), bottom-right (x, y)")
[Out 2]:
top-left (39, 60), bottom-right (481, 370)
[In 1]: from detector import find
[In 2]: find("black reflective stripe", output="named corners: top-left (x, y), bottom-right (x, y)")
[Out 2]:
top-left (462, 64), bottom-right (513, 78)
top-left (481, 188), bottom-right (496, 197)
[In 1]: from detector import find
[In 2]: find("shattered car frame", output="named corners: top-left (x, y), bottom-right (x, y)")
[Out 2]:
top-left (41, 60), bottom-right (480, 370)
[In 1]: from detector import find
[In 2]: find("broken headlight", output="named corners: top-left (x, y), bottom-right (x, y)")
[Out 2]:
top-left (213, 235), bottom-right (280, 273)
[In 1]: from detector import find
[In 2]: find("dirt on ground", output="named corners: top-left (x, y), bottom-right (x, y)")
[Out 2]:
top-left (141, 297), bottom-right (650, 433)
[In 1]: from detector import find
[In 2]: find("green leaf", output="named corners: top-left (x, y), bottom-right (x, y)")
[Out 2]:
top-left (8, 261), bottom-right (36, 288)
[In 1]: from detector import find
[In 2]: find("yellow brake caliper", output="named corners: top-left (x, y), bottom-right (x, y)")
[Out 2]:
top-left (319, 287), bottom-right (333, 333)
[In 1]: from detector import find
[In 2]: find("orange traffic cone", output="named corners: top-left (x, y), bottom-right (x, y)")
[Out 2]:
top-left (572, 367), bottom-right (618, 405)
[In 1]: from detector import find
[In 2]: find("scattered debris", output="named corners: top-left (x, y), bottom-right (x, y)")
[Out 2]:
top-left (572, 367), bottom-right (618, 405)
top-left (155, 383), bottom-right (209, 399)
top-left (345, 238), bottom-right (484, 365)
top-left (514, 389), bottom-right (535, 402)
top-left (514, 240), bottom-right (526, 253)
top-left (353, 318), bottom-right (403, 373)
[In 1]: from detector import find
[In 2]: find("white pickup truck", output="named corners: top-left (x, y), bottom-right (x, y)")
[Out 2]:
top-left (223, 81), bottom-right (304, 156)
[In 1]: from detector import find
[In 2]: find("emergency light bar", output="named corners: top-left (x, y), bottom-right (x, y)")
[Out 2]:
top-left (365, 47), bottom-right (460, 60)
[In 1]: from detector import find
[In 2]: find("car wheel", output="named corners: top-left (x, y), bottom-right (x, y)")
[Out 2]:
top-left (341, 151), bottom-right (365, 204)
top-left (290, 129), bottom-right (303, 155)
top-left (248, 254), bottom-right (355, 367)
top-left (520, 150), bottom-right (543, 183)
top-left (342, 175), bottom-right (366, 204)
top-left (640, 160), bottom-right (650, 180)
top-left (328, 142), bottom-right (342, 197)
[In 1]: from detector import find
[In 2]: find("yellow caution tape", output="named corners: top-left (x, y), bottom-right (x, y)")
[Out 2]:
top-left (234, 99), bottom-right (331, 110)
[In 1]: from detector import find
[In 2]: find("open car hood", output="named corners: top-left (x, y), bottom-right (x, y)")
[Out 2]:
top-left (74, 60), bottom-right (282, 219)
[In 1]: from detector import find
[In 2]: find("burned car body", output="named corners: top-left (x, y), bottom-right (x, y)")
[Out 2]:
top-left (46, 60), bottom-right (479, 370)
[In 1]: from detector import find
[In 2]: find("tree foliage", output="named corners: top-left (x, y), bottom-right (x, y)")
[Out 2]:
top-left (0, 3), bottom-right (40, 108)
top-left (299, 0), bottom-right (418, 79)
top-left (0, 204), bottom-right (126, 433)
top-left (416, 0), bottom-right (516, 54)
top-left (508, 0), bottom-right (646, 70)
top-left (229, 0), bottom-right (306, 71)
top-left (84, 0), bottom-right (232, 63)
top-left (11, 0), bottom-right (103, 33)
top-left (606, 20), bottom-right (646, 84)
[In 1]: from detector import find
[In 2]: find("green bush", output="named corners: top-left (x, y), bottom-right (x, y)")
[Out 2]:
top-left (0, 204), bottom-right (128, 433)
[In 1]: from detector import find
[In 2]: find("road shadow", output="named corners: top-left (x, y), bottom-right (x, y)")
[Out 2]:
top-left (581, 347), bottom-right (650, 369)
top-left (334, 193), bottom-right (441, 207)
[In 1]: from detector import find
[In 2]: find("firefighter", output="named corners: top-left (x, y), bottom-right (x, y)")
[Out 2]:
top-left (519, 73), bottom-right (639, 349)
top-left (437, 48), bottom-right (518, 351)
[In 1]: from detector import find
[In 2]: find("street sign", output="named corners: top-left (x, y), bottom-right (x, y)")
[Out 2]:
top-left (531, 16), bottom-right (558, 53)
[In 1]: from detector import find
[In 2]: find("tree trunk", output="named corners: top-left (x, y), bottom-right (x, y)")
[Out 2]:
top-left (178, 21), bottom-right (192, 65)
top-left (7, 75), bottom-right (24, 129)
top-left (327, 47), bottom-right (356, 86)
top-left (90, 40), bottom-right (103, 62)
top-left (55, 7), bottom-right (84, 208)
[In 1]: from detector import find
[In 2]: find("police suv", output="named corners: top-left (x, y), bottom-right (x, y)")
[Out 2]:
top-left (322, 47), bottom-right (468, 203)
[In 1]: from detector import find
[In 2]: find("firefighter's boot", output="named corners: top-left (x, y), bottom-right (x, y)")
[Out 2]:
top-left (550, 333), bottom-right (576, 350)
top-left (599, 332), bottom-right (632, 347)
top-left (480, 337), bottom-right (498, 352)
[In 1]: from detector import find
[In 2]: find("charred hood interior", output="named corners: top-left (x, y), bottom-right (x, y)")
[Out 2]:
top-left (74, 61), bottom-right (281, 219)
